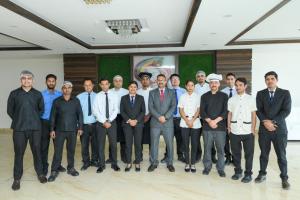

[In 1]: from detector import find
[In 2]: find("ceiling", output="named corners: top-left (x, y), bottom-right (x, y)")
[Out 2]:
top-left (0, 0), bottom-right (298, 55)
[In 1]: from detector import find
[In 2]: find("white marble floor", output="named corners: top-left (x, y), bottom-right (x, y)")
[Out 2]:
top-left (0, 131), bottom-right (300, 200)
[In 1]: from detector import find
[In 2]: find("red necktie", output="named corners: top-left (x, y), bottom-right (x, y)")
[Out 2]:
top-left (160, 89), bottom-right (165, 102)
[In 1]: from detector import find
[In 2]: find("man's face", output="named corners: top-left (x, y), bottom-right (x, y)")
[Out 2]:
top-left (226, 75), bottom-right (236, 87)
top-left (209, 81), bottom-right (220, 92)
top-left (62, 85), bottom-right (72, 96)
top-left (157, 76), bottom-right (166, 88)
top-left (46, 77), bottom-right (56, 90)
top-left (21, 75), bottom-right (33, 88)
top-left (113, 78), bottom-right (123, 89)
top-left (235, 80), bottom-right (247, 94)
top-left (196, 74), bottom-right (206, 84)
top-left (128, 84), bottom-right (137, 95)
top-left (141, 76), bottom-right (150, 88)
top-left (171, 76), bottom-right (180, 87)
top-left (185, 81), bottom-right (195, 93)
top-left (84, 80), bottom-right (94, 93)
top-left (265, 75), bottom-right (278, 89)
top-left (100, 80), bottom-right (110, 92)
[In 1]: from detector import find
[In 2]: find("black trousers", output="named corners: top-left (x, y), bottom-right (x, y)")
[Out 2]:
top-left (97, 121), bottom-right (117, 166)
top-left (164, 118), bottom-right (184, 158)
top-left (13, 130), bottom-right (43, 180)
top-left (123, 125), bottom-right (143, 164)
top-left (258, 131), bottom-right (288, 180)
top-left (51, 131), bottom-right (77, 172)
top-left (230, 133), bottom-right (254, 175)
top-left (109, 115), bottom-right (125, 161)
top-left (41, 119), bottom-right (51, 175)
top-left (225, 131), bottom-right (232, 159)
top-left (181, 128), bottom-right (199, 165)
top-left (81, 123), bottom-right (99, 165)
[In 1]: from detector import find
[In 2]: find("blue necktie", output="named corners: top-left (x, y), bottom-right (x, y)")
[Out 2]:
top-left (269, 91), bottom-right (274, 103)
top-left (174, 89), bottom-right (178, 115)
top-left (229, 88), bottom-right (233, 98)
top-left (88, 93), bottom-right (92, 116)
top-left (130, 96), bottom-right (134, 107)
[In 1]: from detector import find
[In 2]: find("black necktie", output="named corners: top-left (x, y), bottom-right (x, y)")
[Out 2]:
top-left (174, 89), bottom-right (178, 115)
top-left (269, 91), bottom-right (274, 102)
top-left (105, 92), bottom-right (109, 119)
top-left (229, 88), bottom-right (233, 98)
top-left (88, 93), bottom-right (92, 116)
top-left (130, 96), bottom-right (134, 107)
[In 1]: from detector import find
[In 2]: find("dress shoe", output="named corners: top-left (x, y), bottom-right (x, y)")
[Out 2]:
top-left (38, 175), bottom-right (47, 183)
top-left (135, 164), bottom-right (141, 172)
top-left (58, 165), bottom-right (66, 173)
top-left (218, 170), bottom-right (226, 177)
top-left (184, 165), bottom-right (190, 172)
top-left (125, 164), bottom-right (132, 172)
top-left (167, 165), bottom-right (175, 172)
top-left (105, 158), bottom-right (112, 164)
top-left (160, 156), bottom-right (167, 164)
top-left (190, 165), bottom-right (196, 173)
top-left (81, 163), bottom-right (90, 171)
top-left (67, 168), bottom-right (79, 176)
top-left (241, 175), bottom-right (252, 183)
top-left (254, 174), bottom-right (266, 183)
top-left (96, 166), bottom-right (105, 173)
top-left (11, 180), bottom-right (20, 191)
top-left (90, 160), bottom-right (99, 167)
top-left (111, 165), bottom-right (121, 171)
top-left (202, 168), bottom-right (210, 175)
top-left (282, 179), bottom-right (290, 190)
top-left (212, 156), bottom-right (217, 164)
top-left (231, 173), bottom-right (243, 180)
top-left (48, 171), bottom-right (58, 182)
top-left (147, 164), bottom-right (157, 172)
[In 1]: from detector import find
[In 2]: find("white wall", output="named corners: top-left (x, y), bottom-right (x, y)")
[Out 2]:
top-left (0, 55), bottom-right (64, 128)
top-left (252, 44), bottom-right (300, 140)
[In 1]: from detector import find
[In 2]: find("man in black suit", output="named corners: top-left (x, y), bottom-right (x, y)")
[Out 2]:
top-left (120, 81), bottom-right (145, 172)
top-left (255, 71), bottom-right (292, 190)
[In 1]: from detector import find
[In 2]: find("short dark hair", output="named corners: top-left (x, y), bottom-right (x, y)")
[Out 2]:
top-left (235, 77), bottom-right (247, 86)
top-left (128, 80), bottom-right (138, 88)
top-left (185, 80), bottom-right (194, 85)
top-left (157, 74), bottom-right (166, 79)
top-left (264, 71), bottom-right (278, 80)
top-left (99, 77), bottom-right (110, 84)
top-left (83, 78), bottom-right (94, 84)
top-left (226, 73), bottom-right (236, 78)
top-left (46, 74), bottom-right (57, 80)
top-left (170, 73), bottom-right (180, 80)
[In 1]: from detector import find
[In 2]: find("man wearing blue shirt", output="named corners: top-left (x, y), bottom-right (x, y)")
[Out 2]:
top-left (77, 78), bottom-right (99, 170)
top-left (41, 74), bottom-right (65, 176)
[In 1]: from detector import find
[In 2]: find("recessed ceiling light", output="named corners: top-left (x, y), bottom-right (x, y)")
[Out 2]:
top-left (9, 25), bottom-right (18, 28)
top-left (164, 36), bottom-right (171, 40)
top-left (223, 14), bottom-right (232, 18)
top-left (201, 44), bottom-right (208, 46)
top-left (210, 32), bottom-right (217, 35)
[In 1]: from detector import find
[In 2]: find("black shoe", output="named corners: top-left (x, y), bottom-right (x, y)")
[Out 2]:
top-left (167, 165), bottom-right (175, 172)
top-left (202, 168), bottom-right (210, 175)
top-left (121, 157), bottom-right (127, 164)
top-left (160, 156), bottom-right (167, 164)
top-left (148, 164), bottom-right (157, 172)
top-left (241, 175), bottom-right (252, 183)
top-left (81, 163), bottom-right (90, 171)
top-left (135, 164), bottom-right (141, 172)
top-left (184, 165), bottom-right (190, 172)
top-left (190, 165), bottom-right (196, 173)
top-left (90, 160), bottom-right (99, 167)
top-left (58, 165), bottom-right (66, 173)
top-left (96, 166), bottom-right (105, 173)
top-left (125, 164), bottom-right (132, 172)
top-left (212, 156), bottom-right (217, 164)
top-left (282, 179), bottom-right (290, 190)
top-left (255, 174), bottom-right (266, 183)
top-left (231, 173), bottom-right (243, 180)
top-left (105, 158), bottom-right (112, 164)
top-left (38, 175), bottom-right (47, 183)
top-left (225, 158), bottom-right (231, 165)
top-left (67, 168), bottom-right (79, 176)
top-left (111, 165), bottom-right (121, 171)
top-left (218, 170), bottom-right (226, 177)
top-left (11, 180), bottom-right (20, 191)
top-left (48, 171), bottom-right (58, 182)
top-left (178, 156), bottom-right (185, 163)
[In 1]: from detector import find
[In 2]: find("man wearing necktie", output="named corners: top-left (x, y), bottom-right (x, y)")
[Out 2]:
top-left (148, 74), bottom-right (177, 172)
top-left (161, 74), bottom-right (186, 164)
top-left (255, 71), bottom-right (292, 190)
top-left (77, 78), bottom-right (99, 171)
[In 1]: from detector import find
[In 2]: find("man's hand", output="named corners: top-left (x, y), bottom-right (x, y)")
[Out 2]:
top-left (129, 119), bottom-right (137, 127)
top-left (50, 131), bottom-right (56, 139)
top-left (103, 121), bottom-right (112, 129)
top-left (77, 129), bottom-right (83, 136)
top-left (185, 119), bottom-right (193, 128)
top-left (158, 116), bottom-right (166, 124)
top-left (144, 115), bottom-right (150, 123)
top-left (208, 120), bottom-right (218, 129)
top-left (263, 120), bottom-right (276, 132)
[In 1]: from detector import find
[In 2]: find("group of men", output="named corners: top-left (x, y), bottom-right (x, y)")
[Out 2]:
top-left (7, 69), bottom-right (291, 191)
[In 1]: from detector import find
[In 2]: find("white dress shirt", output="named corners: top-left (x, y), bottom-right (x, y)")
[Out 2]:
top-left (228, 93), bottom-right (257, 135)
top-left (137, 87), bottom-right (153, 115)
top-left (92, 91), bottom-right (118, 123)
top-left (110, 87), bottom-right (129, 114)
top-left (178, 92), bottom-right (201, 129)
top-left (195, 82), bottom-right (210, 97)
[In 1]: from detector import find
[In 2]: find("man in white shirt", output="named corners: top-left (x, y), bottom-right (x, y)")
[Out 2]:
top-left (228, 77), bottom-right (256, 183)
top-left (178, 80), bottom-right (201, 173)
top-left (222, 72), bottom-right (237, 165)
top-left (137, 72), bottom-right (153, 161)
top-left (108, 75), bottom-right (129, 163)
top-left (93, 78), bottom-right (120, 172)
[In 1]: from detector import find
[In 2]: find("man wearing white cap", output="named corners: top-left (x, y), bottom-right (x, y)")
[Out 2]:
top-left (200, 73), bottom-right (228, 177)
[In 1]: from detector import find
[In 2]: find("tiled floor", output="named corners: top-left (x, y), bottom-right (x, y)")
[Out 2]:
top-left (0, 131), bottom-right (299, 200)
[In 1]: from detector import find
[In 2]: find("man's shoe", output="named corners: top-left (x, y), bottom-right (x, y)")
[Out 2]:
top-left (218, 170), bottom-right (226, 177)
top-left (111, 165), bottom-right (121, 172)
top-left (105, 158), bottom-right (112, 164)
top-left (147, 164), bottom-right (157, 172)
top-left (160, 156), bottom-right (167, 164)
top-left (241, 175), bottom-right (252, 183)
top-left (96, 166), bottom-right (105, 173)
top-left (231, 173), bottom-right (243, 180)
top-left (202, 168), bottom-right (210, 175)
top-left (67, 168), bottom-right (79, 176)
top-left (81, 163), bottom-right (90, 171)
top-left (58, 165), bottom-right (66, 173)
top-left (38, 175), bottom-right (47, 183)
top-left (90, 160), bottom-right (99, 167)
top-left (11, 180), bottom-right (20, 191)
top-left (48, 171), bottom-right (58, 182)
top-left (167, 165), bottom-right (175, 172)
top-left (282, 180), bottom-right (290, 190)
top-left (255, 174), bottom-right (266, 183)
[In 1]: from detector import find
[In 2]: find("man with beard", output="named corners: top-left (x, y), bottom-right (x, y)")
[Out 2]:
top-left (41, 74), bottom-right (66, 176)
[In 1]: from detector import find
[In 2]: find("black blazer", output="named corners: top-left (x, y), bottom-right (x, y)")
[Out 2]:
top-left (120, 94), bottom-right (145, 127)
top-left (256, 88), bottom-right (291, 134)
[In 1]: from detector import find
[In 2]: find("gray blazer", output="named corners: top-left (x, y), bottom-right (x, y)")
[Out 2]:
top-left (148, 88), bottom-right (176, 128)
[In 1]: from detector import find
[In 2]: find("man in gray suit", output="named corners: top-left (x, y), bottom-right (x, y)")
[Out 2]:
top-left (148, 74), bottom-right (177, 172)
